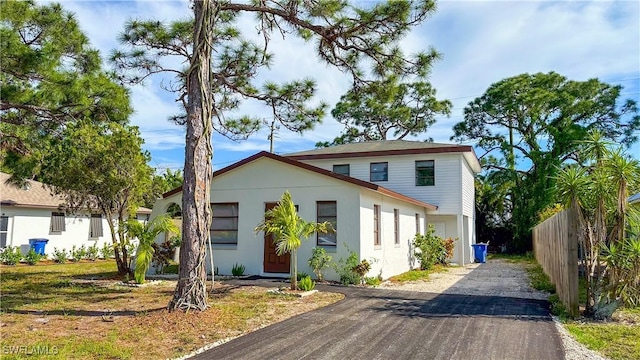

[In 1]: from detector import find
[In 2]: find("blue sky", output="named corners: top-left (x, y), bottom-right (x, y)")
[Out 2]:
top-left (47, 0), bottom-right (640, 171)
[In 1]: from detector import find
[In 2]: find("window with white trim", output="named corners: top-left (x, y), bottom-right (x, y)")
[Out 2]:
top-left (317, 201), bottom-right (337, 246)
top-left (416, 160), bottom-right (435, 186)
top-left (210, 203), bottom-right (239, 245)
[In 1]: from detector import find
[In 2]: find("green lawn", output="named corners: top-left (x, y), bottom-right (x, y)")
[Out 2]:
top-left (0, 260), bottom-right (343, 359)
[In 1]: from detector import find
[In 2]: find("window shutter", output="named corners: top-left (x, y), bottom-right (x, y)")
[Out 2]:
top-left (90, 214), bottom-right (103, 237)
top-left (50, 212), bottom-right (66, 232)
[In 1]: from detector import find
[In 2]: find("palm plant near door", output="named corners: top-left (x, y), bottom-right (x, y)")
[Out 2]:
top-left (255, 191), bottom-right (333, 290)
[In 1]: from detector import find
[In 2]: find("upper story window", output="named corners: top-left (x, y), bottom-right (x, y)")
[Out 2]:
top-left (415, 160), bottom-right (435, 186)
top-left (370, 162), bottom-right (388, 182)
top-left (333, 164), bottom-right (350, 176)
top-left (210, 203), bottom-right (239, 245)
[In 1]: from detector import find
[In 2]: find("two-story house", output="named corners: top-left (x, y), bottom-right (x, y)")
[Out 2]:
top-left (152, 140), bottom-right (481, 281)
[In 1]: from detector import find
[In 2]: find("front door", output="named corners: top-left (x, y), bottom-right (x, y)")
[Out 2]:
top-left (263, 202), bottom-right (291, 273)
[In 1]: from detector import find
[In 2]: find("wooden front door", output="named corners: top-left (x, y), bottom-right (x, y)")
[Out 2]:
top-left (263, 202), bottom-right (290, 273)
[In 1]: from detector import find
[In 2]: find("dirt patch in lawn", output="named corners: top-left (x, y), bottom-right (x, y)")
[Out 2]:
top-left (0, 261), bottom-right (343, 359)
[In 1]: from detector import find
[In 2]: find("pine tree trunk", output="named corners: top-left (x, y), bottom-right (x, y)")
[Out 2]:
top-left (168, 0), bottom-right (214, 312)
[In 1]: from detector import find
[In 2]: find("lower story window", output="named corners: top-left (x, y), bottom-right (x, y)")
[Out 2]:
top-left (0, 216), bottom-right (8, 248)
top-left (210, 203), bottom-right (239, 245)
top-left (50, 212), bottom-right (66, 232)
top-left (317, 201), bottom-right (337, 246)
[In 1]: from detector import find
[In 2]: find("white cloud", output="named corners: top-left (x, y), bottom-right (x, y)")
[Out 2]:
top-left (43, 0), bottom-right (640, 166)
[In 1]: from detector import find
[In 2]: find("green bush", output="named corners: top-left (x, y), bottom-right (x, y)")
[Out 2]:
top-left (352, 259), bottom-right (371, 285)
top-left (296, 271), bottom-right (310, 281)
top-left (0, 246), bottom-right (23, 265)
top-left (25, 248), bottom-right (43, 265)
top-left (231, 263), bottom-right (246, 276)
top-left (308, 247), bottom-right (332, 281)
top-left (100, 242), bottom-right (114, 259)
top-left (333, 247), bottom-right (360, 285)
top-left (298, 275), bottom-right (315, 291)
top-left (69, 245), bottom-right (87, 262)
top-left (52, 247), bottom-right (68, 263)
top-left (413, 225), bottom-right (453, 270)
top-left (86, 244), bottom-right (99, 261)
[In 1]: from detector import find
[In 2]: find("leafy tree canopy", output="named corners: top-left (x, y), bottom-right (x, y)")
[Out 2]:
top-left (43, 122), bottom-right (152, 275)
top-left (452, 72), bottom-right (640, 251)
top-left (452, 71), bottom-right (639, 170)
top-left (316, 73), bottom-right (451, 148)
top-left (0, 0), bottom-right (132, 179)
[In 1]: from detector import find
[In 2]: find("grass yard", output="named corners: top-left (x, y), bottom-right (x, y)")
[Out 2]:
top-left (502, 253), bottom-right (640, 360)
top-left (0, 261), bottom-right (343, 359)
top-left (387, 264), bottom-right (448, 282)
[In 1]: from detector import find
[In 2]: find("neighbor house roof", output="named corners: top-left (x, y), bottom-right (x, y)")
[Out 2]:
top-left (285, 140), bottom-right (482, 172)
top-left (0, 172), bottom-right (152, 214)
top-left (163, 151), bottom-right (438, 211)
top-left (630, 193), bottom-right (640, 204)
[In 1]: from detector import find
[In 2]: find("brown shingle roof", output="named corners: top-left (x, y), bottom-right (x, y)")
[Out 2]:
top-left (163, 151), bottom-right (437, 211)
top-left (0, 172), bottom-right (152, 214)
top-left (0, 172), bottom-right (66, 209)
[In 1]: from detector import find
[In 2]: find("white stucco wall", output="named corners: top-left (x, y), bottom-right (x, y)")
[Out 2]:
top-left (153, 157), bottom-right (362, 280)
top-left (0, 207), bottom-right (130, 256)
top-left (358, 190), bottom-right (427, 280)
top-left (299, 153), bottom-right (466, 215)
top-left (151, 156), bottom-right (446, 281)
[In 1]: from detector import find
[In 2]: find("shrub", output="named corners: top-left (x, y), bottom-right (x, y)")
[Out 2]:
top-left (413, 225), bottom-right (454, 270)
top-left (0, 246), bottom-right (23, 265)
top-left (100, 242), bottom-right (114, 259)
top-left (308, 247), bottom-right (332, 281)
top-left (152, 237), bottom-right (180, 274)
top-left (231, 263), bottom-right (246, 276)
top-left (333, 246), bottom-right (360, 285)
top-left (70, 245), bottom-right (86, 262)
top-left (52, 247), bottom-right (68, 263)
top-left (298, 275), bottom-right (315, 291)
top-left (352, 259), bottom-right (371, 285)
top-left (296, 272), bottom-right (310, 281)
top-left (86, 244), bottom-right (99, 261)
top-left (25, 248), bottom-right (43, 265)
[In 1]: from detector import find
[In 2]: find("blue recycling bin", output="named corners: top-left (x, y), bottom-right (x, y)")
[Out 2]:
top-left (471, 243), bottom-right (488, 263)
top-left (29, 238), bottom-right (49, 255)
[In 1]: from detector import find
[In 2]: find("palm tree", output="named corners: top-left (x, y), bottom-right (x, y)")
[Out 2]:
top-left (255, 191), bottom-right (333, 290)
top-left (127, 215), bottom-right (181, 284)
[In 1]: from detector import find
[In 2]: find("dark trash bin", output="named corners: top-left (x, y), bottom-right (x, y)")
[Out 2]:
top-left (29, 238), bottom-right (49, 255)
top-left (471, 243), bottom-right (488, 263)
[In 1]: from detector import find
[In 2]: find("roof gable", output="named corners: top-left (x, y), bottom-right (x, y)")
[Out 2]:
top-left (163, 151), bottom-right (437, 210)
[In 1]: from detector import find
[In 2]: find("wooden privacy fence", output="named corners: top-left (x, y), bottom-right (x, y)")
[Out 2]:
top-left (532, 209), bottom-right (579, 317)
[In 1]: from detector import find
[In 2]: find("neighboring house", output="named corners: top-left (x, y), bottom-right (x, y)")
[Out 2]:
top-left (151, 140), bottom-right (481, 281)
top-left (630, 193), bottom-right (640, 207)
top-left (0, 172), bottom-right (152, 256)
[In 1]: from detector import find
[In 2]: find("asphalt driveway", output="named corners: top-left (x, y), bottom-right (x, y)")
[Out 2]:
top-left (192, 264), bottom-right (563, 360)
